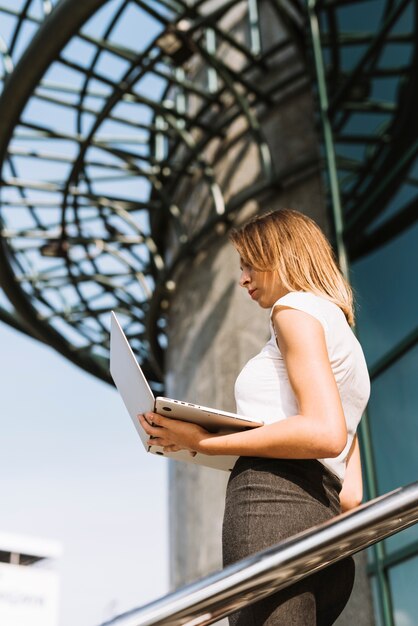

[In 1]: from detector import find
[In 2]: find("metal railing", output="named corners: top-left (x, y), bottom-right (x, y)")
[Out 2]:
top-left (100, 481), bottom-right (418, 626)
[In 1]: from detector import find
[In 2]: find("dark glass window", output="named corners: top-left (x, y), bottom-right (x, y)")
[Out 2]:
top-left (366, 346), bottom-right (418, 554)
top-left (389, 555), bottom-right (418, 626)
top-left (351, 224), bottom-right (418, 368)
top-left (370, 575), bottom-right (384, 626)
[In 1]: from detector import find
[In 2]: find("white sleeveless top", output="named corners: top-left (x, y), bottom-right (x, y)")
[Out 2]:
top-left (234, 291), bottom-right (370, 482)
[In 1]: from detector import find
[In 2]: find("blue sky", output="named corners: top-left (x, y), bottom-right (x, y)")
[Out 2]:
top-left (0, 317), bottom-right (169, 625)
top-left (0, 5), bottom-right (171, 622)
top-left (0, 0), bottom-right (175, 626)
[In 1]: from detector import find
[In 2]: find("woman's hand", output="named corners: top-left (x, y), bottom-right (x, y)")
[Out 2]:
top-left (339, 435), bottom-right (363, 512)
top-left (138, 412), bottom-right (216, 455)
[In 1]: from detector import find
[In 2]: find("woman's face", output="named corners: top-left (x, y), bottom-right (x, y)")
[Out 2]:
top-left (239, 259), bottom-right (288, 308)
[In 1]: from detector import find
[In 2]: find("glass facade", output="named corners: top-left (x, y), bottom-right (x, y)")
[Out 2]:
top-left (347, 1), bottom-right (418, 617)
top-left (389, 555), bottom-right (418, 626)
top-left (309, 1), bottom-right (418, 624)
top-left (352, 235), bottom-right (418, 626)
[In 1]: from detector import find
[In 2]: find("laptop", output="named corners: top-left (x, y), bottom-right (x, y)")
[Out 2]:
top-left (109, 311), bottom-right (263, 471)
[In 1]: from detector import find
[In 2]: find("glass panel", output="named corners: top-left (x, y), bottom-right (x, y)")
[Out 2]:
top-left (367, 346), bottom-right (418, 554)
top-left (370, 575), bottom-right (384, 626)
top-left (351, 223), bottom-right (418, 367)
top-left (365, 177), bottom-right (417, 233)
top-left (385, 526), bottom-right (418, 557)
top-left (368, 346), bottom-right (418, 491)
top-left (389, 555), bottom-right (418, 626)
top-left (337, 1), bottom-right (400, 36)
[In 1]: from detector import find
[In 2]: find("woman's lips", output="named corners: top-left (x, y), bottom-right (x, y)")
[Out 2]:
top-left (249, 288), bottom-right (258, 299)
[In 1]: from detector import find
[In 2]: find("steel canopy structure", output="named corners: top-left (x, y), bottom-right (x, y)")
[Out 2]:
top-left (0, 0), bottom-right (311, 389)
top-left (1, 0), bottom-right (416, 388)
top-left (0, 0), bottom-right (416, 390)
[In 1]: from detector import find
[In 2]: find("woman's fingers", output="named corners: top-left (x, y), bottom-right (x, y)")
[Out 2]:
top-left (148, 438), bottom-right (164, 446)
top-left (139, 419), bottom-right (198, 455)
top-left (138, 412), bottom-right (203, 455)
top-left (138, 414), bottom-right (177, 448)
top-left (163, 445), bottom-right (197, 456)
top-left (144, 412), bottom-right (168, 427)
top-left (138, 414), bottom-right (165, 437)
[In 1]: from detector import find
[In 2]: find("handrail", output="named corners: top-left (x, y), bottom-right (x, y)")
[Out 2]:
top-left (101, 482), bottom-right (418, 626)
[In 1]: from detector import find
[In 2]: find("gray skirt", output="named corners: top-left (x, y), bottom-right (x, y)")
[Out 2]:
top-left (222, 457), bottom-right (355, 625)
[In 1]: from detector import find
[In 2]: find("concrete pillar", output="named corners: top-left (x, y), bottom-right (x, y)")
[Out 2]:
top-left (166, 233), bottom-right (270, 587)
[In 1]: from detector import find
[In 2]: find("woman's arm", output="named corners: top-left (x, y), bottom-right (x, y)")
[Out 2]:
top-left (139, 306), bottom-right (347, 459)
top-left (340, 434), bottom-right (363, 512)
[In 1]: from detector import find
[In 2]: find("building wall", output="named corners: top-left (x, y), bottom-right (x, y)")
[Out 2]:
top-left (0, 562), bottom-right (59, 626)
top-left (350, 200), bottom-right (418, 626)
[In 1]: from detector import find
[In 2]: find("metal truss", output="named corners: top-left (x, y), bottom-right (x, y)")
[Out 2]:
top-left (307, 0), bottom-right (418, 443)
top-left (308, 0), bottom-right (418, 264)
top-left (0, 0), bottom-right (309, 388)
top-left (1, 0), bottom-right (416, 394)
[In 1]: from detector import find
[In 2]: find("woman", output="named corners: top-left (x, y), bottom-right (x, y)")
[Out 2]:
top-left (139, 208), bottom-right (370, 625)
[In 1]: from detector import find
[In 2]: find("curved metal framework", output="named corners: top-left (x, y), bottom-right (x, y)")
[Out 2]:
top-left (1, 0), bottom-right (416, 388)
top-left (313, 0), bottom-right (418, 263)
top-left (0, 0), bottom-right (308, 389)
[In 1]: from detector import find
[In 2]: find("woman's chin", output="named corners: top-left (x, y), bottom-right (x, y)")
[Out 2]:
top-left (257, 298), bottom-right (270, 309)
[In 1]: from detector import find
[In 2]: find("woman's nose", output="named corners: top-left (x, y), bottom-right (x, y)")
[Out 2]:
top-left (239, 269), bottom-right (250, 287)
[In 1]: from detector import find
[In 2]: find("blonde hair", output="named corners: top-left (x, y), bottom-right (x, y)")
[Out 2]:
top-left (229, 208), bottom-right (354, 326)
